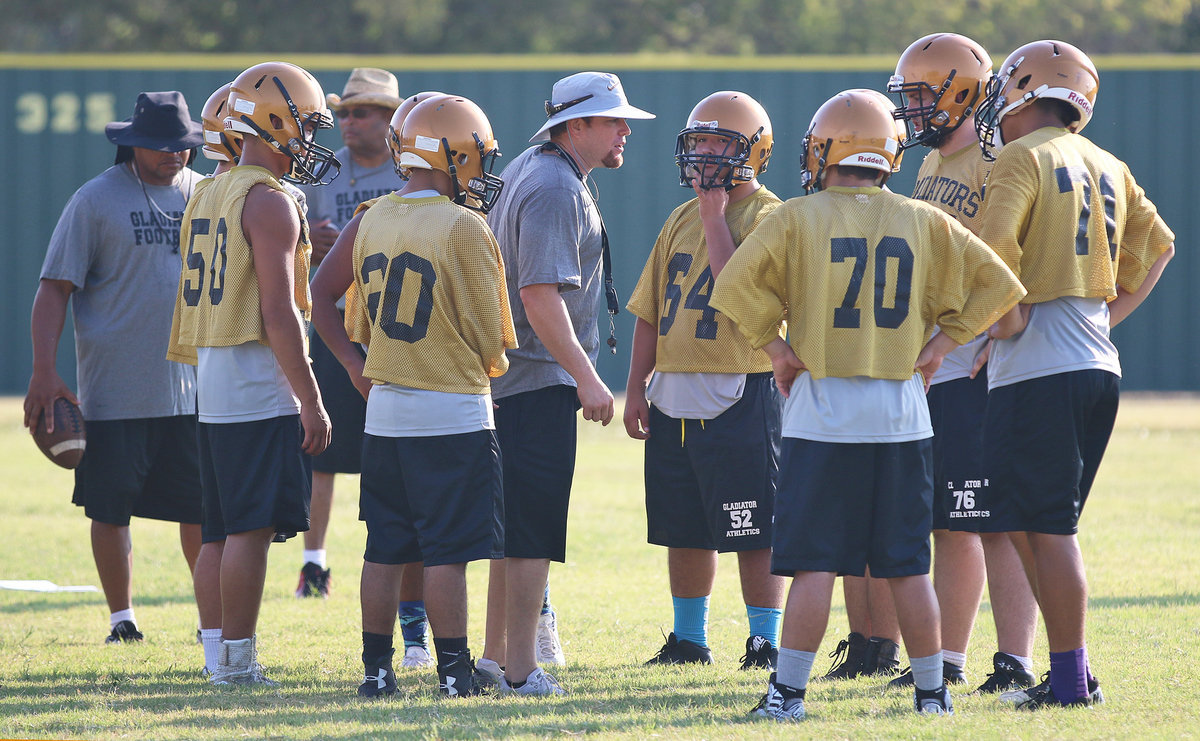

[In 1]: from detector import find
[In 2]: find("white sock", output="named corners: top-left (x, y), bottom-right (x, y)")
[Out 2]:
top-left (776, 648), bottom-right (816, 691)
top-left (303, 549), bottom-right (327, 569)
top-left (110, 608), bottom-right (136, 628)
top-left (201, 628), bottom-right (223, 673)
top-left (943, 649), bottom-right (967, 668)
top-left (911, 652), bottom-right (944, 692)
top-left (1008, 653), bottom-right (1034, 672)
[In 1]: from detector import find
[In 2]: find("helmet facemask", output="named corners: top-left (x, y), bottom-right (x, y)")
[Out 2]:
top-left (444, 132), bottom-right (504, 214)
top-left (674, 126), bottom-right (759, 191)
top-left (235, 74), bottom-right (341, 185)
top-left (889, 70), bottom-right (978, 150)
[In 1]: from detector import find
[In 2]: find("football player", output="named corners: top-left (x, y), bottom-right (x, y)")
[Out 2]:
top-left (973, 40), bottom-right (1175, 708)
top-left (170, 60), bottom-right (338, 685)
top-left (710, 89), bottom-right (1025, 719)
top-left (624, 91), bottom-right (785, 671)
top-left (882, 32), bottom-right (1040, 694)
top-left (310, 94), bottom-right (515, 699)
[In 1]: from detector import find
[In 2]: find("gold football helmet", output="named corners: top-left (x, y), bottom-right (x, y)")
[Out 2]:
top-left (975, 39), bottom-right (1099, 160)
top-left (387, 91), bottom-right (447, 179)
top-left (889, 33), bottom-right (992, 150)
top-left (397, 95), bottom-right (503, 213)
top-left (225, 61), bottom-right (340, 185)
top-left (801, 89), bottom-right (902, 193)
top-left (201, 83), bottom-right (241, 163)
top-left (675, 91), bottom-right (773, 190)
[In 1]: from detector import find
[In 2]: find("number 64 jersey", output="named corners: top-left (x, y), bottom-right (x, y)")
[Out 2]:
top-left (352, 193), bottom-right (516, 393)
top-left (710, 185), bottom-right (1025, 382)
top-left (627, 187), bottom-right (783, 374)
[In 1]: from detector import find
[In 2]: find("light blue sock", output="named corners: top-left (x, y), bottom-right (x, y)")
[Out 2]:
top-left (911, 652), bottom-right (945, 692)
top-left (777, 648), bottom-right (815, 690)
top-left (746, 604), bottom-right (782, 647)
top-left (671, 595), bottom-right (710, 647)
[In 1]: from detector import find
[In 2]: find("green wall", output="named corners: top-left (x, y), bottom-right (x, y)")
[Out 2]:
top-left (3, 55), bottom-right (1195, 395)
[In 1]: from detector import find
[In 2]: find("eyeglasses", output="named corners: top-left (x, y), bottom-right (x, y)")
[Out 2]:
top-left (335, 107), bottom-right (379, 120)
top-left (545, 94), bottom-right (593, 118)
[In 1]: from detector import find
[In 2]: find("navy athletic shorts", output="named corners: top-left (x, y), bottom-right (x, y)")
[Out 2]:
top-left (644, 372), bottom-right (780, 552)
top-left (771, 437), bottom-right (934, 579)
top-left (72, 415), bottom-right (202, 526)
top-left (928, 368), bottom-right (992, 532)
top-left (310, 326), bottom-right (366, 474)
top-left (982, 369), bottom-right (1119, 535)
top-left (494, 385), bottom-right (579, 562)
top-left (359, 430), bottom-right (504, 567)
top-left (198, 415), bottom-right (312, 543)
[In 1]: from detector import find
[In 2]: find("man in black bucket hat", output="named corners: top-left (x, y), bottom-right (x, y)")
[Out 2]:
top-left (25, 90), bottom-right (208, 649)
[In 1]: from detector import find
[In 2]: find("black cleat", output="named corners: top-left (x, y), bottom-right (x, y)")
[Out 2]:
top-left (822, 632), bottom-right (868, 679)
top-left (739, 635), bottom-right (778, 670)
top-left (645, 632), bottom-right (714, 665)
top-left (105, 620), bottom-right (143, 644)
top-left (975, 652), bottom-right (1036, 694)
top-left (357, 649), bottom-right (397, 698)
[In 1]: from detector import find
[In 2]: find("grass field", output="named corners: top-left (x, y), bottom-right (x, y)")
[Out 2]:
top-left (1, 394), bottom-right (1198, 740)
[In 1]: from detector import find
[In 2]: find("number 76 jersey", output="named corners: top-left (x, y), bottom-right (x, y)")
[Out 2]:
top-left (627, 187), bottom-right (783, 373)
top-left (710, 186), bottom-right (1025, 381)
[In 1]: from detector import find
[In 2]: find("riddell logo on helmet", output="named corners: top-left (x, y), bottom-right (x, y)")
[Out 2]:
top-left (1068, 92), bottom-right (1093, 116)
top-left (852, 153), bottom-right (888, 167)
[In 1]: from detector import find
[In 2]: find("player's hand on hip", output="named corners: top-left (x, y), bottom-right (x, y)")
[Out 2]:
top-left (969, 339), bottom-right (992, 380)
top-left (23, 371), bottom-right (78, 433)
top-left (300, 401), bottom-right (332, 456)
top-left (623, 392), bottom-right (650, 440)
top-left (763, 338), bottom-right (804, 399)
top-left (578, 378), bottom-right (615, 426)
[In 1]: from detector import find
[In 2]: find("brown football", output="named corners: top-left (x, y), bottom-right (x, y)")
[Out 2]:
top-left (32, 397), bottom-right (87, 469)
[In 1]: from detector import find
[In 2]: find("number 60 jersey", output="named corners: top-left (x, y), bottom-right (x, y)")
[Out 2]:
top-left (351, 193), bottom-right (516, 393)
top-left (710, 186), bottom-right (1025, 381)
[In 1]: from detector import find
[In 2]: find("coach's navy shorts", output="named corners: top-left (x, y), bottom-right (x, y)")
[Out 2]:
top-left (359, 430), bottom-right (504, 567)
top-left (771, 437), bottom-right (933, 579)
top-left (198, 415), bottom-right (311, 543)
top-left (72, 415), bottom-right (202, 526)
top-left (310, 326), bottom-right (366, 475)
top-left (494, 385), bottom-right (579, 562)
top-left (645, 372), bottom-right (781, 552)
top-left (928, 368), bottom-right (992, 533)
top-left (982, 369), bottom-right (1119, 535)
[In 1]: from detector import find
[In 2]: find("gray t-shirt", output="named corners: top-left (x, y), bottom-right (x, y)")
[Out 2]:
top-left (40, 163), bottom-right (203, 420)
top-left (487, 145), bottom-right (604, 399)
top-left (298, 146), bottom-right (399, 229)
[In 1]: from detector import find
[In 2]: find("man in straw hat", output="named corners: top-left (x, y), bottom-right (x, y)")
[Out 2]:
top-left (478, 71), bottom-right (654, 696)
top-left (25, 91), bottom-right (206, 646)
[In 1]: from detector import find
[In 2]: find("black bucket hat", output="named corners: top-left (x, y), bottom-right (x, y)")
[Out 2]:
top-left (105, 91), bottom-right (203, 152)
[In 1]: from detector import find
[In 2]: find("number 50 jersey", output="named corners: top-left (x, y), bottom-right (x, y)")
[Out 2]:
top-left (627, 187), bottom-right (782, 373)
top-left (711, 186), bottom-right (1025, 381)
top-left (169, 166), bottom-right (311, 362)
top-left (352, 193), bottom-right (516, 394)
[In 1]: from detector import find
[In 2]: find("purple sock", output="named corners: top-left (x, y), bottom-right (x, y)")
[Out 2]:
top-left (1049, 647), bottom-right (1089, 703)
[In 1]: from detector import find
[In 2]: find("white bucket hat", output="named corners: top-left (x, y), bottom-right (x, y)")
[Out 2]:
top-left (530, 71), bottom-right (655, 142)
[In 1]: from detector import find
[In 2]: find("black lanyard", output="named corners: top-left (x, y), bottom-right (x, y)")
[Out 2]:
top-left (540, 141), bottom-right (620, 353)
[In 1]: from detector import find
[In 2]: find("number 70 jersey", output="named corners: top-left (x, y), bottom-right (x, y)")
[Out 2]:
top-left (626, 187), bottom-right (783, 373)
top-left (710, 186), bottom-right (1025, 381)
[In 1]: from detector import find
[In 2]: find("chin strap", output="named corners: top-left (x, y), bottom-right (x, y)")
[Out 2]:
top-left (540, 141), bottom-right (619, 353)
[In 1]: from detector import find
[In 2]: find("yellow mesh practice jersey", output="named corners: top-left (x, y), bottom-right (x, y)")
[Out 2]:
top-left (978, 127), bottom-right (1174, 303)
top-left (911, 144), bottom-right (991, 235)
top-left (353, 194), bottom-right (516, 394)
top-left (710, 186), bottom-right (1025, 381)
top-left (342, 196), bottom-right (384, 345)
top-left (627, 187), bottom-right (783, 373)
top-left (170, 166), bottom-right (311, 356)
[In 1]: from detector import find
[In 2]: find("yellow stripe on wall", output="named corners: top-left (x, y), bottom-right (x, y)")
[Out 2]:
top-left (4, 53), bottom-right (1200, 72)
